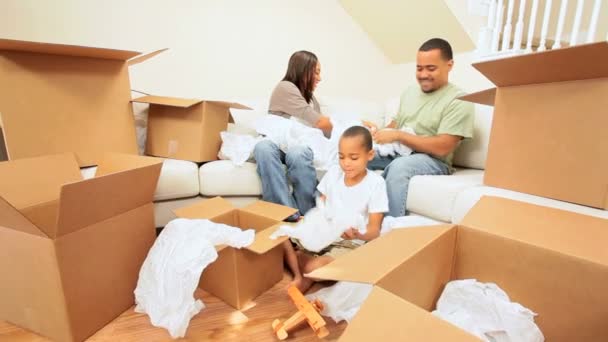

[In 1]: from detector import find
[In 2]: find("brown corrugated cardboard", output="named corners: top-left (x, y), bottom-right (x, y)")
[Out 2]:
top-left (0, 38), bottom-right (166, 167)
top-left (173, 196), bottom-right (297, 309)
top-left (460, 42), bottom-right (608, 209)
top-left (309, 196), bottom-right (608, 341)
top-left (0, 152), bottom-right (162, 342)
top-left (132, 95), bottom-right (251, 162)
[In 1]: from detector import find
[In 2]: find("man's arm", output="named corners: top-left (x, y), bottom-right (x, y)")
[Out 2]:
top-left (373, 130), bottom-right (462, 158)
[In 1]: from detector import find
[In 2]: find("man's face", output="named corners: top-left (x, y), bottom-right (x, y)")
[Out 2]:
top-left (416, 49), bottom-right (453, 93)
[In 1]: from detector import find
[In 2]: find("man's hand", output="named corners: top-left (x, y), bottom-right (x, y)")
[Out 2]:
top-left (361, 120), bottom-right (378, 132)
top-left (341, 227), bottom-right (358, 240)
top-left (372, 129), bottom-right (399, 144)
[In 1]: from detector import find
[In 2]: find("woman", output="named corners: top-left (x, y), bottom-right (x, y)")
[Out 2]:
top-left (254, 50), bottom-right (332, 221)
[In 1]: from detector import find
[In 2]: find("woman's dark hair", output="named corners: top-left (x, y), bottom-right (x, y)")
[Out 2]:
top-left (282, 50), bottom-right (318, 103)
top-left (341, 125), bottom-right (373, 151)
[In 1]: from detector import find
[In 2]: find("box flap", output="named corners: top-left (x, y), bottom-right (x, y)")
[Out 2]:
top-left (173, 196), bottom-right (235, 219)
top-left (0, 153), bottom-right (81, 210)
top-left (461, 196), bottom-right (608, 267)
top-left (339, 286), bottom-right (480, 341)
top-left (473, 41), bottom-right (608, 87)
top-left (95, 153), bottom-right (163, 177)
top-left (206, 101), bottom-right (252, 110)
top-left (54, 161), bottom-right (161, 238)
top-left (0, 38), bottom-right (141, 60)
top-left (245, 223), bottom-right (288, 254)
top-left (127, 48), bottom-right (167, 66)
top-left (131, 95), bottom-right (203, 108)
top-left (0, 46), bottom-right (139, 166)
top-left (458, 88), bottom-right (496, 106)
top-left (0, 195), bottom-right (45, 237)
top-left (241, 200), bottom-right (298, 221)
top-left (307, 225), bottom-right (454, 283)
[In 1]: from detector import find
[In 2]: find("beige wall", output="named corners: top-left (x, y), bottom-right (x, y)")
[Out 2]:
top-left (0, 0), bottom-right (392, 102)
top-left (0, 0), bottom-right (500, 103)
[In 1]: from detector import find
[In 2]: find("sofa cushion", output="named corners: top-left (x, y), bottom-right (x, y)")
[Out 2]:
top-left (80, 158), bottom-right (199, 201)
top-left (155, 159), bottom-right (200, 201)
top-left (406, 168), bottom-right (484, 222)
top-left (452, 104), bottom-right (493, 170)
top-left (452, 186), bottom-right (608, 224)
top-left (199, 160), bottom-right (262, 196)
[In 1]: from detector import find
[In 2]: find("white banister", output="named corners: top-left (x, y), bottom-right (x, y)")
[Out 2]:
top-left (552, 0), bottom-right (569, 49)
top-left (586, 0), bottom-right (602, 43)
top-left (525, 0), bottom-right (540, 52)
top-left (477, 0), bottom-right (497, 54)
top-left (569, 0), bottom-right (585, 46)
top-left (513, 0), bottom-right (528, 50)
top-left (491, 0), bottom-right (505, 52)
top-left (538, 0), bottom-right (553, 51)
top-left (501, 0), bottom-right (516, 51)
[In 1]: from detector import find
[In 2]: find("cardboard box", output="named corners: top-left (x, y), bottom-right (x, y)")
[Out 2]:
top-left (0, 38), bottom-right (166, 167)
top-left (0, 153), bottom-right (163, 342)
top-left (309, 196), bottom-right (608, 341)
top-left (131, 95), bottom-right (251, 162)
top-left (461, 41), bottom-right (608, 209)
top-left (173, 197), bottom-right (297, 309)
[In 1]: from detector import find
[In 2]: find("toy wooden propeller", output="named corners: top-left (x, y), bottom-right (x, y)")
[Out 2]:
top-left (272, 285), bottom-right (329, 340)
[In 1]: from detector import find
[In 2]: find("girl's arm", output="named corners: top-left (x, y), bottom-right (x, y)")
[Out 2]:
top-left (354, 212), bottom-right (384, 241)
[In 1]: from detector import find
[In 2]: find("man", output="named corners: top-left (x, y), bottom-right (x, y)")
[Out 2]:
top-left (365, 38), bottom-right (474, 217)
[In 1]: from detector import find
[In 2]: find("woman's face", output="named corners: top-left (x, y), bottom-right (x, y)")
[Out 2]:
top-left (312, 62), bottom-right (321, 91)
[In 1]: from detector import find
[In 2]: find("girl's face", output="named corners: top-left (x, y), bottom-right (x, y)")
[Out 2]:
top-left (312, 62), bottom-right (322, 91)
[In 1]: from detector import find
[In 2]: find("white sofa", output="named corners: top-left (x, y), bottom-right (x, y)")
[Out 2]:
top-left (110, 95), bottom-right (608, 227)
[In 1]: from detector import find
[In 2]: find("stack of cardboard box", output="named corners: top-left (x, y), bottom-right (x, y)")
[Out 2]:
top-left (0, 39), bottom-right (167, 341)
top-left (308, 41), bottom-right (608, 341)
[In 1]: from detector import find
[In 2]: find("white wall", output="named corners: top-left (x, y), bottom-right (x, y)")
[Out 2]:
top-left (0, 0), bottom-right (392, 102)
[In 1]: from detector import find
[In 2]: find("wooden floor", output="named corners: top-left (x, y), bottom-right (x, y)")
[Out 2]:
top-left (0, 274), bottom-right (346, 342)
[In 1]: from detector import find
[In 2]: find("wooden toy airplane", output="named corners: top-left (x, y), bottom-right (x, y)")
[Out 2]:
top-left (272, 285), bottom-right (329, 340)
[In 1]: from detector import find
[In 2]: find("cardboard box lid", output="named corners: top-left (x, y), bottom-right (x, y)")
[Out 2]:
top-left (0, 38), bottom-right (165, 64)
top-left (0, 38), bottom-right (167, 167)
top-left (339, 286), bottom-right (480, 341)
top-left (132, 95), bottom-right (251, 110)
top-left (173, 197), bottom-right (297, 254)
top-left (475, 41), bottom-right (608, 87)
top-left (132, 95), bottom-right (252, 123)
top-left (461, 196), bottom-right (608, 267)
top-left (0, 153), bottom-right (82, 212)
top-left (0, 153), bottom-right (162, 239)
top-left (307, 225), bottom-right (454, 283)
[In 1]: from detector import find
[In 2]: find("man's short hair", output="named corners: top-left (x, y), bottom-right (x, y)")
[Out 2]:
top-left (419, 38), bottom-right (453, 61)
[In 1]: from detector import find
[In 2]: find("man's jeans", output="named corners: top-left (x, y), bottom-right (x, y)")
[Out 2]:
top-left (253, 139), bottom-right (317, 215)
top-left (368, 153), bottom-right (450, 217)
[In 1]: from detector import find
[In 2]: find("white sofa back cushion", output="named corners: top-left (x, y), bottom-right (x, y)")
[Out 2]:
top-left (452, 104), bottom-right (493, 170)
top-left (318, 96), bottom-right (385, 128)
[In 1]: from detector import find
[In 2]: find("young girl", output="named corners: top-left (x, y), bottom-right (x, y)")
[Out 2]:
top-left (284, 125), bottom-right (389, 292)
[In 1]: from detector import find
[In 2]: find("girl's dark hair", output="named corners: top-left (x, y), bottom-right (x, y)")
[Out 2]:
top-left (341, 125), bottom-right (373, 151)
top-left (282, 50), bottom-right (318, 103)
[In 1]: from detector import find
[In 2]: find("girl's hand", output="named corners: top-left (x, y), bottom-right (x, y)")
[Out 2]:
top-left (341, 227), bottom-right (357, 240)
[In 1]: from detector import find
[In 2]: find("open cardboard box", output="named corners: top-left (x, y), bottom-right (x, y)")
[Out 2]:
top-left (131, 95), bottom-right (251, 162)
top-left (173, 197), bottom-right (297, 309)
top-left (309, 196), bottom-right (608, 341)
top-left (0, 153), bottom-right (163, 342)
top-left (461, 41), bottom-right (608, 209)
top-left (0, 38), bottom-right (166, 167)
